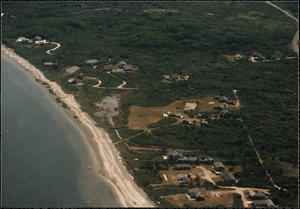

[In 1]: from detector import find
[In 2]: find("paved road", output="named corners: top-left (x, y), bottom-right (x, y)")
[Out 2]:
top-left (265, 1), bottom-right (299, 55)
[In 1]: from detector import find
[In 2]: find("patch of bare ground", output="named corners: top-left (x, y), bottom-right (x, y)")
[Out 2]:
top-left (223, 54), bottom-right (236, 62)
top-left (128, 97), bottom-right (220, 130)
top-left (164, 188), bottom-right (233, 207)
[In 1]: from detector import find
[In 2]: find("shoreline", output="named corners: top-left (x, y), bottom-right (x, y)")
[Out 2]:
top-left (1, 44), bottom-right (154, 207)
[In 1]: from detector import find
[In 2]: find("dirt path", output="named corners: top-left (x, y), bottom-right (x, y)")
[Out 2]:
top-left (46, 42), bottom-right (61, 55)
top-left (232, 89), bottom-right (240, 108)
top-left (265, 1), bottom-right (299, 55)
top-left (248, 134), bottom-right (283, 190)
top-left (117, 80), bottom-right (127, 89)
top-left (197, 166), bottom-right (216, 185)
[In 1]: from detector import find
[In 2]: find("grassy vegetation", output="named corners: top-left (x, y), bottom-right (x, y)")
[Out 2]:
top-left (2, 1), bottom-right (298, 207)
top-left (147, 117), bottom-right (177, 128)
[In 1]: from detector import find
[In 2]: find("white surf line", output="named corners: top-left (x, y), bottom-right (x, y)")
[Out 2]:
top-left (1, 44), bottom-right (154, 207)
top-left (46, 42), bottom-right (61, 55)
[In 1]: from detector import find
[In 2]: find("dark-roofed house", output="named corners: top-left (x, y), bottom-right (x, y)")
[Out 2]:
top-left (187, 188), bottom-right (205, 201)
top-left (235, 54), bottom-right (243, 61)
top-left (222, 172), bottom-right (237, 184)
top-left (123, 64), bottom-right (134, 71)
top-left (213, 103), bottom-right (227, 110)
top-left (218, 96), bottom-right (228, 103)
top-left (220, 110), bottom-right (231, 118)
top-left (67, 78), bottom-right (76, 84)
top-left (77, 73), bottom-right (85, 79)
top-left (173, 164), bottom-right (191, 170)
top-left (178, 174), bottom-right (189, 184)
top-left (252, 199), bottom-right (275, 208)
top-left (227, 100), bottom-right (235, 105)
top-left (248, 190), bottom-right (266, 200)
top-left (213, 161), bottom-right (225, 171)
top-left (167, 151), bottom-right (183, 161)
top-left (180, 118), bottom-right (192, 125)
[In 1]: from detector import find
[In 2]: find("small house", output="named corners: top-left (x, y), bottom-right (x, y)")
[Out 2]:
top-left (178, 174), bottom-right (189, 184)
top-left (222, 172), bottom-right (237, 184)
top-left (35, 36), bottom-right (42, 41)
top-left (180, 118), bottom-right (192, 125)
top-left (218, 96), bottom-right (228, 103)
top-left (220, 110), bottom-right (231, 118)
top-left (118, 61), bottom-right (126, 69)
top-left (235, 54), bottom-right (243, 61)
top-left (169, 73), bottom-right (178, 81)
top-left (213, 161), bottom-right (225, 171)
top-left (77, 73), bottom-right (85, 79)
top-left (16, 37), bottom-right (29, 44)
top-left (167, 112), bottom-right (181, 117)
top-left (187, 188), bottom-right (205, 201)
top-left (67, 78), bottom-right (76, 84)
top-left (123, 64), bottom-right (134, 71)
top-left (167, 151), bottom-right (183, 161)
top-left (173, 164), bottom-right (191, 170)
top-left (213, 103), bottom-right (226, 110)
top-left (252, 199), bottom-right (275, 208)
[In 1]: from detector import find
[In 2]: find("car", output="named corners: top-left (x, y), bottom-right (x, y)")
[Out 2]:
top-left (215, 193), bottom-right (219, 198)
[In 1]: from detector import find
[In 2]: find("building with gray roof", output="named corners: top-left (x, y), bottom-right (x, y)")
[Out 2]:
top-left (252, 199), bottom-right (275, 208)
top-left (213, 161), bottom-right (225, 171)
top-left (187, 188), bottom-right (205, 201)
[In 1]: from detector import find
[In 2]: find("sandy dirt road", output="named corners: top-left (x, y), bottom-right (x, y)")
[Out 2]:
top-left (46, 42), bottom-right (61, 55)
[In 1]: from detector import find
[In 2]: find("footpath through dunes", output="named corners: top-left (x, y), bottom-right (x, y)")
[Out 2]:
top-left (1, 44), bottom-right (154, 207)
top-left (46, 42), bottom-right (61, 55)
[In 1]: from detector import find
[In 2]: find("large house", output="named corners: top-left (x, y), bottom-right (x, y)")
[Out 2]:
top-left (222, 172), bottom-right (237, 184)
top-left (213, 161), bottom-right (225, 171)
top-left (187, 188), bottom-right (205, 201)
top-left (16, 37), bottom-right (32, 44)
top-left (248, 190), bottom-right (266, 200)
top-left (252, 199), bottom-right (275, 208)
top-left (167, 151), bottom-right (183, 161)
top-left (173, 164), bottom-right (191, 170)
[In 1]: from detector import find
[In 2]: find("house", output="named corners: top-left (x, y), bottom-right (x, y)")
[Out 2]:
top-left (222, 172), bottom-right (237, 184)
top-left (123, 64), bottom-right (134, 71)
top-left (213, 103), bottom-right (227, 110)
top-left (166, 73), bottom-right (179, 81)
top-left (16, 37), bottom-right (30, 44)
top-left (167, 112), bottom-right (181, 117)
top-left (173, 164), bottom-right (191, 170)
top-left (213, 161), bottom-right (225, 171)
top-left (218, 96), bottom-right (228, 103)
top-left (167, 151), bottom-right (183, 161)
top-left (214, 96), bottom-right (221, 100)
top-left (178, 174), bottom-right (189, 184)
top-left (252, 52), bottom-right (258, 57)
top-left (248, 190), bottom-right (266, 200)
top-left (77, 73), bottom-right (85, 79)
top-left (226, 100), bottom-right (235, 105)
top-left (235, 54), bottom-right (243, 61)
top-left (176, 156), bottom-right (197, 164)
top-left (180, 118), bottom-right (192, 125)
top-left (35, 36), bottom-right (42, 41)
top-left (252, 199), bottom-right (275, 208)
top-left (220, 110), bottom-right (231, 118)
top-left (118, 61), bottom-right (126, 69)
top-left (187, 188), bottom-right (205, 201)
top-left (67, 78), bottom-right (76, 84)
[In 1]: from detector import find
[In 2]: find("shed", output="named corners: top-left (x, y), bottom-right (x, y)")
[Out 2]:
top-left (222, 172), bottom-right (237, 184)
top-left (187, 188), bottom-right (205, 201)
top-left (173, 164), bottom-right (191, 170)
top-left (213, 161), bottom-right (225, 171)
top-left (252, 199), bottom-right (275, 208)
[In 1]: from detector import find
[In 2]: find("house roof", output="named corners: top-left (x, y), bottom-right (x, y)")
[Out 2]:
top-left (167, 151), bottom-right (183, 157)
top-left (169, 73), bottom-right (178, 80)
top-left (222, 172), bottom-right (236, 182)
top-left (173, 164), bottom-right (191, 169)
top-left (123, 64), bottom-right (133, 71)
top-left (188, 188), bottom-right (204, 199)
top-left (248, 190), bottom-right (257, 197)
top-left (178, 174), bottom-right (188, 179)
top-left (253, 199), bottom-right (274, 207)
top-left (213, 161), bottom-right (224, 168)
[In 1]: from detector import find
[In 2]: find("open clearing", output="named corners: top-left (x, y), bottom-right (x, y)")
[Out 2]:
top-left (128, 97), bottom-right (220, 130)
top-left (223, 54), bottom-right (236, 62)
top-left (164, 188), bottom-right (234, 207)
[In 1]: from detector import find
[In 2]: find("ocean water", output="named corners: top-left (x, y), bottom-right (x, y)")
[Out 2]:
top-left (1, 54), bottom-right (121, 207)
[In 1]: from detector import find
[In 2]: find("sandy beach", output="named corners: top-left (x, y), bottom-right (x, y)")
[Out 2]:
top-left (1, 44), bottom-right (154, 207)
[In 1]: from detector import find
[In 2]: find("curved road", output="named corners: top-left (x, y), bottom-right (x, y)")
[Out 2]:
top-left (265, 1), bottom-right (299, 55)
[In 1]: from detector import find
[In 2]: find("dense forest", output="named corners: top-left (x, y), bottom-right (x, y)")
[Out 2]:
top-left (2, 1), bottom-right (298, 207)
